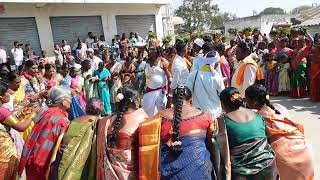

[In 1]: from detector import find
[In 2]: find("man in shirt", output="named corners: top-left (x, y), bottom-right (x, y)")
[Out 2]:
top-left (191, 38), bottom-right (204, 72)
top-left (231, 42), bottom-right (264, 97)
top-left (170, 40), bottom-right (189, 93)
top-left (85, 32), bottom-right (94, 48)
top-left (87, 48), bottom-right (102, 71)
top-left (11, 41), bottom-right (24, 72)
top-left (0, 46), bottom-right (7, 65)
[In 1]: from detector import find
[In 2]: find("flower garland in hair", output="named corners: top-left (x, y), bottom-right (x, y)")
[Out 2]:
top-left (230, 93), bottom-right (241, 102)
top-left (116, 93), bottom-right (124, 103)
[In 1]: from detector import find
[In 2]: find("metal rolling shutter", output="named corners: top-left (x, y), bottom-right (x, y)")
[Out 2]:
top-left (50, 16), bottom-right (103, 47)
top-left (0, 17), bottom-right (41, 54)
top-left (116, 15), bottom-right (156, 39)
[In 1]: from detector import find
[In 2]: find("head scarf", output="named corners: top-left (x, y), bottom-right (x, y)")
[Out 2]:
top-left (47, 86), bottom-right (71, 107)
top-left (198, 51), bottom-right (220, 72)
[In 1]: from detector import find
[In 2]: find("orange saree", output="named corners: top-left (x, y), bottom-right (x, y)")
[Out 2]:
top-left (258, 110), bottom-right (314, 180)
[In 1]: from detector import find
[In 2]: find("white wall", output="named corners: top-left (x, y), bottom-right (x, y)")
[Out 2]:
top-left (1, 0), bottom-right (170, 4)
top-left (224, 14), bottom-right (293, 36)
top-left (0, 3), bottom-right (165, 55)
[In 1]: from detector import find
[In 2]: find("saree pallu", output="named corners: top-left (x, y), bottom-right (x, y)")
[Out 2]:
top-left (56, 119), bottom-right (97, 180)
top-left (68, 95), bottom-right (86, 121)
top-left (270, 137), bottom-right (314, 180)
top-left (265, 71), bottom-right (279, 94)
top-left (262, 114), bottom-right (314, 180)
top-left (138, 115), bottom-right (161, 180)
top-left (290, 63), bottom-right (307, 98)
top-left (0, 125), bottom-right (18, 180)
top-left (310, 61), bottom-right (320, 102)
top-left (96, 117), bottom-right (120, 180)
top-left (230, 138), bottom-right (276, 179)
top-left (18, 107), bottom-right (69, 180)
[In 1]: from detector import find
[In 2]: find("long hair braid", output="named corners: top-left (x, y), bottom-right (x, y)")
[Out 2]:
top-left (108, 85), bottom-right (139, 148)
top-left (265, 99), bottom-right (281, 115)
top-left (171, 86), bottom-right (185, 155)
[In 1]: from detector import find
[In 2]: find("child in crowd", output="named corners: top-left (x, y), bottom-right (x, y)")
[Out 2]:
top-left (278, 54), bottom-right (291, 94)
top-left (264, 53), bottom-right (279, 96)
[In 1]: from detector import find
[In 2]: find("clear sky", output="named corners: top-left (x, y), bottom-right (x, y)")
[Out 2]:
top-left (172, 0), bottom-right (320, 17)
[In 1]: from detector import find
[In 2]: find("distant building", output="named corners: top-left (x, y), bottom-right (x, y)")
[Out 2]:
top-left (293, 4), bottom-right (320, 36)
top-left (0, 0), bottom-right (170, 54)
top-left (224, 14), bottom-right (293, 36)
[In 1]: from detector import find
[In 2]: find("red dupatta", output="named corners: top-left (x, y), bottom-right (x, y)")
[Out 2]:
top-left (291, 45), bottom-right (312, 70)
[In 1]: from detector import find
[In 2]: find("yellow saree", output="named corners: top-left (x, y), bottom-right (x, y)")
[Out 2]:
top-left (138, 113), bottom-right (161, 180)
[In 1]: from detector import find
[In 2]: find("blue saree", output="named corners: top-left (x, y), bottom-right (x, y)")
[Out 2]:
top-left (94, 68), bottom-right (112, 115)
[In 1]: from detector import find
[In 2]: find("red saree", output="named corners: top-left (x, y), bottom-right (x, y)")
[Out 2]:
top-left (310, 50), bottom-right (320, 102)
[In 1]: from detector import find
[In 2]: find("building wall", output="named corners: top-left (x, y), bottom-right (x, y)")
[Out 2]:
top-left (1, 0), bottom-right (170, 4)
top-left (224, 14), bottom-right (292, 36)
top-left (306, 25), bottom-right (320, 36)
top-left (0, 3), bottom-right (164, 55)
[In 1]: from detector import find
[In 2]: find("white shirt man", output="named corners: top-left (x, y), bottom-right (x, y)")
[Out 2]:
top-left (186, 53), bottom-right (225, 119)
top-left (170, 55), bottom-right (189, 90)
top-left (11, 43), bottom-right (24, 67)
top-left (231, 55), bottom-right (259, 97)
top-left (0, 47), bottom-right (7, 64)
top-left (85, 38), bottom-right (94, 49)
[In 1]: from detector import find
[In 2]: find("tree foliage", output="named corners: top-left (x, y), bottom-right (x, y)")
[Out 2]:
top-left (210, 12), bottom-right (237, 29)
top-left (259, 7), bottom-right (286, 15)
top-left (175, 0), bottom-right (219, 34)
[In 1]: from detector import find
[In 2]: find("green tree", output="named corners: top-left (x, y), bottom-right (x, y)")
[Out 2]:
top-left (259, 7), bottom-right (286, 15)
top-left (175, 0), bottom-right (219, 34)
top-left (210, 12), bottom-right (236, 29)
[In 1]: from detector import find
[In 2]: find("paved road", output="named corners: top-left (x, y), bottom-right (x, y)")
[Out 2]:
top-left (270, 96), bottom-right (320, 178)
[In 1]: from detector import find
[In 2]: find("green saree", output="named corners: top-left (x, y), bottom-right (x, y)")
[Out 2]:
top-left (57, 118), bottom-right (97, 180)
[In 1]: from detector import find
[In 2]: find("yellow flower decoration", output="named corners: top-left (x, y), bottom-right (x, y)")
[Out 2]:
top-left (230, 93), bottom-right (241, 102)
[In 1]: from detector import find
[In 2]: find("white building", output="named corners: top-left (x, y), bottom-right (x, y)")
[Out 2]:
top-left (224, 14), bottom-right (292, 36)
top-left (0, 0), bottom-right (171, 55)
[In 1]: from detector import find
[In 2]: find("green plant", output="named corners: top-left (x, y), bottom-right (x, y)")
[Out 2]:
top-left (228, 28), bottom-right (237, 34)
top-left (162, 35), bottom-right (173, 44)
top-left (270, 29), bottom-right (278, 36)
top-left (148, 32), bottom-right (157, 39)
top-left (253, 27), bottom-right (260, 33)
top-left (243, 27), bottom-right (253, 33)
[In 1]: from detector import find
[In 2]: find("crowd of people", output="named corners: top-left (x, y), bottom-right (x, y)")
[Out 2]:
top-left (0, 29), bottom-right (318, 180)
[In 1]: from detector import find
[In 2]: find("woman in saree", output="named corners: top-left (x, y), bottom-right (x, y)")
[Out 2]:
top-left (121, 52), bottom-right (136, 85)
top-left (50, 98), bottom-right (102, 180)
top-left (18, 86), bottom-right (71, 180)
top-left (2, 72), bottom-right (33, 156)
top-left (96, 85), bottom-right (148, 179)
top-left (0, 81), bottom-right (38, 180)
top-left (219, 87), bottom-right (277, 180)
top-left (310, 36), bottom-right (320, 102)
top-left (215, 44), bottom-right (231, 87)
top-left (245, 84), bottom-right (314, 180)
top-left (21, 60), bottom-right (47, 105)
top-left (290, 34), bottom-right (313, 98)
top-left (81, 60), bottom-right (97, 100)
top-left (94, 62), bottom-right (112, 115)
top-left (106, 54), bottom-right (123, 111)
top-left (68, 65), bottom-right (86, 120)
top-left (156, 85), bottom-right (227, 179)
top-left (44, 64), bottom-right (59, 90)
top-left (57, 63), bottom-right (71, 87)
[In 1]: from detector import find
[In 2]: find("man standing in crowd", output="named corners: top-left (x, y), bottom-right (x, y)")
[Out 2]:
top-left (191, 38), bottom-right (204, 72)
top-left (11, 41), bottom-right (24, 72)
top-left (231, 42), bottom-right (264, 97)
top-left (85, 32), bottom-right (94, 48)
top-left (0, 46), bottom-right (7, 65)
top-left (170, 41), bottom-right (189, 93)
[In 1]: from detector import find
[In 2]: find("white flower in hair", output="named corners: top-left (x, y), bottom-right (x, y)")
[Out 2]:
top-left (116, 93), bottom-right (124, 102)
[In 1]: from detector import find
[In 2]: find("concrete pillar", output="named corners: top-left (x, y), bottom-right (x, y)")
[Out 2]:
top-left (155, 6), bottom-right (164, 41)
top-left (34, 8), bottom-right (54, 55)
top-left (101, 14), bottom-right (117, 43)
